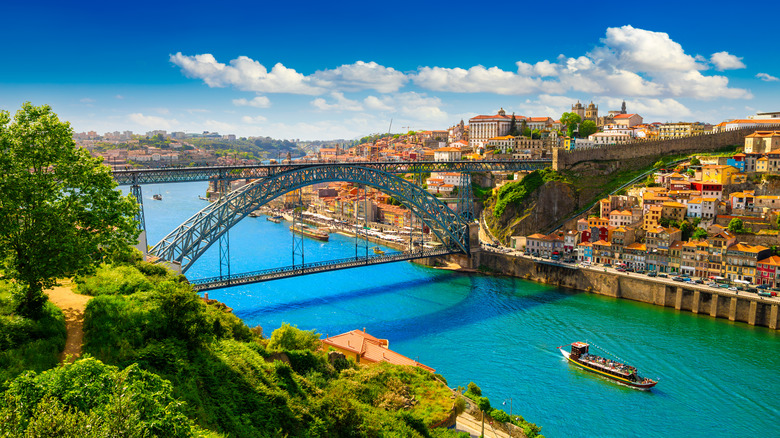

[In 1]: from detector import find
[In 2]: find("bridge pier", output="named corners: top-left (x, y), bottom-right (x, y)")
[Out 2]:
top-left (748, 300), bottom-right (758, 326)
top-left (770, 304), bottom-right (778, 330)
top-left (675, 287), bottom-right (683, 310)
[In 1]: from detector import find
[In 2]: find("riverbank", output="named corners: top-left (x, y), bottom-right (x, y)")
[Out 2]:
top-left (458, 250), bottom-right (780, 330)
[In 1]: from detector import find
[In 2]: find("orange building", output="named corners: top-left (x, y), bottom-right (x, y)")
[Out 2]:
top-left (321, 330), bottom-right (434, 372)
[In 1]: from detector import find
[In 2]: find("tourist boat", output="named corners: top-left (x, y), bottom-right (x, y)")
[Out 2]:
top-left (559, 342), bottom-right (657, 390)
top-left (373, 246), bottom-right (385, 254)
top-left (198, 195), bottom-right (209, 201)
top-left (152, 194), bottom-right (162, 201)
top-left (248, 210), bottom-right (261, 218)
top-left (267, 215), bottom-right (282, 223)
top-left (290, 224), bottom-right (329, 241)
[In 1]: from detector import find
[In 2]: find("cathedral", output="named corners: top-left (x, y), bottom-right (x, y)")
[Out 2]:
top-left (571, 100), bottom-right (627, 126)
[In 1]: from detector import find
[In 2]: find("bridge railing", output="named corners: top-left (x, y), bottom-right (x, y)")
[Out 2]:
top-left (189, 247), bottom-right (456, 290)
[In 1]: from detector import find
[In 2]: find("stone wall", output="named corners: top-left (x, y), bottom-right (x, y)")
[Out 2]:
top-left (552, 126), bottom-right (777, 171)
top-left (463, 251), bottom-right (779, 330)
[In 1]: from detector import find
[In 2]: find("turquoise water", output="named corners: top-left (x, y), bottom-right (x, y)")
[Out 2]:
top-left (134, 182), bottom-right (780, 438)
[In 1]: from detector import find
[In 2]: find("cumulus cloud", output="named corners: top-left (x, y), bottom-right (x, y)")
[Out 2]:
top-left (311, 92), bottom-right (364, 111)
top-left (600, 97), bottom-right (692, 119)
top-left (413, 65), bottom-right (544, 95)
top-left (363, 95), bottom-right (394, 111)
top-left (233, 96), bottom-right (271, 108)
top-left (312, 61), bottom-right (407, 93)
top-left (128, 113), bottom-right (178, 130)
top-left (241, 115), bottom-right (267, 124)
top-left (710, 51), bottom-right (746, 70)
top-left (756, 72), bottom-right (779, 82)
top-left (170, 52), bottom-right (322, 95)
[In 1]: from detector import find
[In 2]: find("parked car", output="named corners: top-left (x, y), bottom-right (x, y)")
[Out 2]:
top-left (673, 276), bottom-right (685, 282)
top-left (658, 273), bottom-right (668, 278)
top-left (604, 263), bottom-right (612, 268)
top-left (719, 284), bottom-right (730, 288)
top-left (707, 282), bottom-right (718, 287)
top-left (616, 268), bottom-right (626, 272)
top-left (647, 272), bottom-right (658, 277)
top-left (756, 284), bottom-right (769, 289)
top-left (694, 279), bottom-right (704, 284)
top-left (728, 287), bottom-right (738, 291)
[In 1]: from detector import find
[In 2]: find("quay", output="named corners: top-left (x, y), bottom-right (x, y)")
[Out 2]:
top-left (431, 248), bottom-right (780, 330)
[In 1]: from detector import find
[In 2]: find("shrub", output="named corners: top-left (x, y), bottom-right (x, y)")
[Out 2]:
top-left (267, 323), bottom-right (322, 352)
top-left (466, 381), bottom-right (482, 397)
top-left (490, 408), bottom-right (510, 423)
top-left (76, 264), bottom-right (152, 296)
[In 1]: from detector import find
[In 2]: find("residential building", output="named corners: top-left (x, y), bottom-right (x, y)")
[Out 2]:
top-left (321, 330), bottom-right (434, 372)
top-left (743, 130), bottom-right (780, 153)
top-left (433, 147), bottom-right (462, 161)
top-left (725, 243), bottom-right (771, 283)
top-left (608, 210), bottom-right (633, 227)
top-left (690, 182), bottom-right (723, 200)
top-left (623, 243), bottom-right (647, 270)
top-left (644, 205), bottom-right (664, 230)
top-left (681, 241), bottom-right (697, 276)
top-left (701, 165), bottom-right (744, 185)
top-left (668, 240), bottom-right (683, 274)
top-left (577, 241), bottom-right (593, 263)
top-left (469, 108), bottom-right (518, 149)
top-left (765, 151), bottom-right (780, 173)
top-left (661, 202), bottom-right (687, 223)
top-left (658, 122), bottom-right (712, 139)
top-left (757, 256), bottom-right (780, 287)
top-left (612, 113), bottom-right (643, 128)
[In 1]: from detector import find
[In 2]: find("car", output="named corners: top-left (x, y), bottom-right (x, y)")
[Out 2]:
top-left (604, 264), bottom-right (612, 268)
top-left (673, 276), bottom-right (685, 282)
top-left (694, 279), bottom-right (704, 284)
top-left (758, 291), bottom-right (772, 297)
top-left (719, 284), bottom-right (730, 288)
top-left (707, 282), bottom-right (718, 287)
top-left (756, 284), bottom-right (769, 289)
top-left (682, 277), bottom-right (693, 282)
top-left (616, 268), bottom-right (626, 272)
top-left (647, 272), bottom-right (658, 277)
top-left (728, 287), bottom-right (738, 291)
top-left (658, 273), bottom-right (668, 278)
top-left (626, 267), bottom-right (635, 272)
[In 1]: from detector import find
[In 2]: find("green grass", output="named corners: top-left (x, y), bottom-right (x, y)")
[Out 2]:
top-left (0, 282), bottom-right (67, 387)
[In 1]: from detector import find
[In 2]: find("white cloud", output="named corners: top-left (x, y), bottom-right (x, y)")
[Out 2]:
top-left (203, 119), bottom-right (238, 133)
top-left (80, 98), bottom-right (95, 103)
top-left (128, 113), bottom-right (178, 130)
top-left (710, 51), bottom-right (746, 70)
top-left (600, 97), bottom-right (692, 119)
top-left (186, 108), bottom-right (210, 114)
top-left (393, 92), bottom-right (447, 122)
top-left (598, 25), bottom-right (702, 73)
top-left (363, 95), bottom-right (393, 111)
top-left (233, 96), bottom-right (271, 108)
top-left (756, 72), bottom-right (779, 82)
top-left (153, 107), bottom-right (170, 115)
top-left (311, 92), bottom-right (364, 111)
top-left (241, 115), bottom-right (267, 124)
top-left (413, 65), bottom-right (544, 95)
top-left (311, 61), bottom-right (407, 93)
top-left (170, 52), bottom-right (323, 95)
top-left (115, 95), bottom-right (124, 100)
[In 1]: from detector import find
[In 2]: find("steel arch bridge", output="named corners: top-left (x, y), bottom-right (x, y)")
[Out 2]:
top-left (149, 165), bottom-right (469, 274)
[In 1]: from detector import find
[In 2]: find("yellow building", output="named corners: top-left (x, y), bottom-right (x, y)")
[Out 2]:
top-left (756, 156), bottom-right (768, 173)
top-left (744, 130), bottom-right (780, 154)
top-left (700, 165), bottom-right (744, 185)
top-left (644, 205), bottom-right (663, 230)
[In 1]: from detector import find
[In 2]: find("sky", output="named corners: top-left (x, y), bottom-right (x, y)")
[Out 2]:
top-left (2, 1), bottom-right (779, 141)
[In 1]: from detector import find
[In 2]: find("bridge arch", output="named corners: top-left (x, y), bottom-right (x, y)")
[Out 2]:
top-left (150, 165), bottom-right (469, 272)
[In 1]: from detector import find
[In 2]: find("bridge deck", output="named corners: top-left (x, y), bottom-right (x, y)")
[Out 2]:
top-left (112, 160), bottom-right (552, 185)
top-left (190, 248), bottom-right (458, 291)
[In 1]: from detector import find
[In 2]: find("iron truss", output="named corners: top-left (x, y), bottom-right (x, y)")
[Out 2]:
top-left (112, 159), bottom-right (551, 185)
top-left (190, 248), bottom-right (456, 291)
top-left (149, 165), bottom-right (470, 273)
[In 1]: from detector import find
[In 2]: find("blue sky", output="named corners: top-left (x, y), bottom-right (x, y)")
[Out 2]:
top-left (2, 1), bottom-right (779, 141)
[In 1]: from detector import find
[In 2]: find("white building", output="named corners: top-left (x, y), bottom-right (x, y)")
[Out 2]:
top-left (468, 108), bottom-right (517, 149)
top-left (433, 147), bottom-right (462, 161)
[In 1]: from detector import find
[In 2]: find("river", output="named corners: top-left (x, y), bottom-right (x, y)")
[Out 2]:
top-left (133, 181), bottom-right (779, 438)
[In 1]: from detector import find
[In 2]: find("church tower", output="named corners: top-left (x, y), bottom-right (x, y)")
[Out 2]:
top-left (621, 100), bottom-right (627, 114)
top-left (571, 101), bottom-right (585, 119)
top-left (585, 101), bottom-right (598, 122)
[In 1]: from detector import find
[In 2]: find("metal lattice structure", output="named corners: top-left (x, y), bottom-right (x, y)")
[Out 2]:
top-left (149, 165), bottom-right (470, 273)
top-left (112, 160), bottom-right (551, 185)
top-left (457, 173), bottom-right (474, 222)
top-left (129, 185), bottom-right (145, 231)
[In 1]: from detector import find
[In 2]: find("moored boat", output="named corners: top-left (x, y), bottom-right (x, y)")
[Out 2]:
top-left (267, 215), bottom-right (282, 223)
top-left (372, 246), bottom-right (385, 254)
top-left (152, 194), bottom-right (162, 201)
top-left (559, 342), bottom-right (657, 390)
top-left (290, 224), bottom-right (329, 241)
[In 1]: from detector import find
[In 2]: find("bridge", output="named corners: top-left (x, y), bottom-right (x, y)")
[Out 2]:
top-left (115, 159), bottom-right (551, 289)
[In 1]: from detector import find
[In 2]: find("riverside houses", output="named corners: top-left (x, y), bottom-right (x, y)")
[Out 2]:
top-left (757, 255), bottom-right (780, 287)
top-left (724, 243), bottom-right (771, 283)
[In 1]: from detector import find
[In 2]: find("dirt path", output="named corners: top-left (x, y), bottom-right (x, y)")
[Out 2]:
top-left (45, 280), bottom-right (91, 363)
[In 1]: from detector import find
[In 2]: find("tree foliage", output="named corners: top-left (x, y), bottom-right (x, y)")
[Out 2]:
top-left (560, 112), bottom-right (582, 138)
top-left (266, 322), bottom-right (322, 352)
top-left (728, 218), bottom-right (744, 233)
top-left (508, 114), bottom-right (519, 136)
top-left (0, 103), bottom-right (139, 317)
top-left (579, 120), bottom-right (598, 138)
top-left (692, 228), bottom-right (708, 240)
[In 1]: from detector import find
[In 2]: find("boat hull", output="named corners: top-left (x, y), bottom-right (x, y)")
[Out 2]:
top-left (560, 349), bottom-right (657, 390)
top-left (290, 226), bottom-right (329, 241)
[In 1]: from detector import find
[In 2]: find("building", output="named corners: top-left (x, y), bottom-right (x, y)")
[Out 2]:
top-left (468, 108), bottom-right (518, 149)
top-left (743, 131), bottom-right (780, 154)
top-left (589, 132), bottom-right (632, 146)
top-left (700, 165), bottom-right (744, 185)
top-left (725, 243), bottom-right (771, 283)
top-left (612, 113), bottom-right (643, 128)
top-left (757, 255), bottom-right (780, 287)
top-left (658, 122), bottom-right (712, 139)
top-left (321, 330), bottom-right (434, 372)
top-left (661, 202), bottom-right (687, 223)
top-left (433, 147), bottom-right (462, 161)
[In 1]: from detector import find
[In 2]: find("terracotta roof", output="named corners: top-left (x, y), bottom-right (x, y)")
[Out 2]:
top-left (322, 330), bottom-right (434, 372)
top-left (758, 255), bottom-right (780, 267)
top-left (613, 113), bottom-right (637, 119)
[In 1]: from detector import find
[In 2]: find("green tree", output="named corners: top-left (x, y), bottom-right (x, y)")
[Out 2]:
top-left (508, 114), bottom-right (519, 136)
top-left (477, 396), bottom-right (491, 437)
top-left (579, 120), bottom-right (598, 138)
top-left (692, 228), bottom-right (708, 240)
top-left (0, 103), bottom-right (138, 317)
top-left (679, 220), bottom-right (694, 241)
top-left (728, 218), bottom-right (744, 233)
top-left (531, 129), bottom-right (541, 140)
top-left (560, 112), bottom-right (582, 138)
top-left (658, 217), bottom-right (671, 228)
top-left (690, 157), bottom-right (701, 166)
top-left (519, 119), bottom-right (527, 137)
top-left (267, 322), bottom-right (322, 352)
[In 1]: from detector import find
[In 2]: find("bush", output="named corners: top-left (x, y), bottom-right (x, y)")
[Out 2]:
top-left (466, 381), bottom-right (482, 397)
top-left (76, 264), bottom-right (152, 296)
top-left (0, 357), bottom-right (195, 437)
top-left (267, 323), bottom-right (322, 352)
top-left (490, 408), bottom-right (510, 423)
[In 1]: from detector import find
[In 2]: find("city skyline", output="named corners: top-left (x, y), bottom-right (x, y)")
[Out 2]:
top-left (2, 1), bottom-right (779, 140)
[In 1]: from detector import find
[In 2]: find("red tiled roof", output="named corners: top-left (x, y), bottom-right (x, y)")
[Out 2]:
top-left (322, 330), bottom-right (434, 372)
